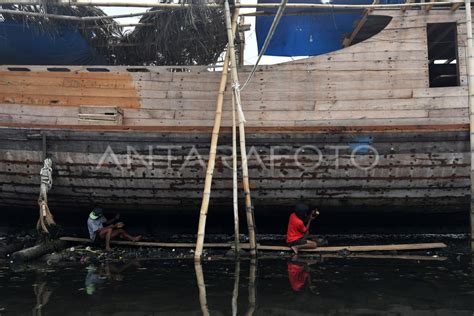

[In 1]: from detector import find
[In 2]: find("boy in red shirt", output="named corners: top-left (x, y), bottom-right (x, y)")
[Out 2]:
top-left (287, 203), bottom-right (319, 254)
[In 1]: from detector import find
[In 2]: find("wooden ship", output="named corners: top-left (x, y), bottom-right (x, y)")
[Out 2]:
top-left (0, 0), bottom-right (473, 251)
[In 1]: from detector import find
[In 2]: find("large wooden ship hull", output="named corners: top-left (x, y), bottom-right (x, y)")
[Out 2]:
top-left (0, 9), bottom-right (471, 215)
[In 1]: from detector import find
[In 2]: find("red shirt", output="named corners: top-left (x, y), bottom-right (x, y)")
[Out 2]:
top-left (287, 213), bottom-right (307, 243)
top-left (287, 263), bottom-right (309, 291)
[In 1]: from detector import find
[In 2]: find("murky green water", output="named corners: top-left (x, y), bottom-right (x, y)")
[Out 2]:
top-left (0, 254), bottom-right (473, 315)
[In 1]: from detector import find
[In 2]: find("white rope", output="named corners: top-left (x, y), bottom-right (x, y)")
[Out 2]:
top-left (38, 158), bottom-right (55, 234)
top-left (232, 82), bottom-right (247, 123)
top-left (240, 0), bottom-right (288, 91)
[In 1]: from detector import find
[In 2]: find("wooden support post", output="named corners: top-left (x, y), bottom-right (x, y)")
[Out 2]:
top-left (194, 262), bottom-right (210, 316)
top-left (239, 16), bottom-right (246, 66)
top-left (466, 0), bottom-right (474, 252)
top-left (425, 0), bottom-right (435, 11)
top-left (401, 0), bottom-right (413, 12)
top-left (224, 0), bottom-right (258, 257)
top-left (452, 2), bottom-right (463, 11)
top-left (232, 93), bottom-right (240, 255)
top-left (343, 0), bottom-right (378, 47)
top-left (194, 50), bottom-right (230, 260)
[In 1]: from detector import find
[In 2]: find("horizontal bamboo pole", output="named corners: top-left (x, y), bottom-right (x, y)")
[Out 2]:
top-left (60, 237), bottom-right (447, 252)
top-left (0, 8), bottom-right (166, 22)
top-left (0, 0), bottom-right (463, 10)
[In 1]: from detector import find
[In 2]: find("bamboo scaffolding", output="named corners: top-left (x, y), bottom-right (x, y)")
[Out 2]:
top-left (194, 8), bottom-right (239, 261)
top-left (0, 1), bottom-right (464, 15)
top-left (0, 8), bottom-right (166, 21)
top-left (224, 0), bottom-right (257, 257)
top-left (465, 0), bottom-right (474, 252)
top-left (194, 48), bottom-right (230, 260)
top-left (231, 91), bottom-right (240, 256)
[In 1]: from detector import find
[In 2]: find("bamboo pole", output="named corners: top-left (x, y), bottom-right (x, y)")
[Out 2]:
top-left (224, 0), bottom-right (258, 257)
top-left (194, 262), bottom-right (210, 316)
top-left (465, 0), bottom-right (474, 252)
top-left (59, 237), bottom-right (448, 252)
top-left (0, 8), bottom-right (165, 22)
top-left (231, 92), bottom-right (240, 256)
top-left (194, 10), bottom-right (240, 261)
top-left (0, 0), bottom-right (462, 10)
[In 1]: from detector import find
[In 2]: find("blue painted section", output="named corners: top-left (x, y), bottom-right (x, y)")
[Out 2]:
top-left (349, 136), bottom-right (373, 153)
top-left (0, 22), bottom-right (106, 65)
top-left (255, 0), bottom-right (404, 57)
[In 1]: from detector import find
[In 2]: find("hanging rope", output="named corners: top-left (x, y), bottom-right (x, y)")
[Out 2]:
top-left (240, 0), bottom-right (288, 91)
top-left (37, 158), bottom-right (56, 234)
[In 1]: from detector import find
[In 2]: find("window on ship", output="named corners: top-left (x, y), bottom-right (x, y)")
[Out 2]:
top-left (427, 22), bottom-right (460, 88)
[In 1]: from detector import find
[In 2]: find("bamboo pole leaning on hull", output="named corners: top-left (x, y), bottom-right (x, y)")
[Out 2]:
top-left (194, 48), bottom-right (230, 260)
top-left (224, 0), bottom-right (258, 257)
top-left (194, 8), bottom-right (241, 261)
top-left (465, 0), bottom-right (474, 252)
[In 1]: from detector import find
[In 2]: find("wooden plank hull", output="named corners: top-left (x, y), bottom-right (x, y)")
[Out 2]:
top-left (0, 125), bottom-right (469, 214)
top-left (0, 9), bottom-right (472, 216)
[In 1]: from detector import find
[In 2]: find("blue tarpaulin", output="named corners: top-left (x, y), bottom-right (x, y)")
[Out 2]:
top-left (0, 22), bottom-right (106, 65)
top-left (255, 0), bottom-right (404, 57)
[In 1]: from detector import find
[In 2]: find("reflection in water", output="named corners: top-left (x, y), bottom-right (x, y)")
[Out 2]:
top-left (0, 255), bottom-right (473, 314)
top-left (85, 260), bottom-right (140, 296)
top-left (287, 257), bottom-right (320, 293)
top-left (194, 262), bottom-right (210, 316)
top-left (32, 279), bottom-right (52, 316)
top-left (195, 259), bottom-right (257, 316)
top-left (247, 259), bottom-right (257, 316)
top-left (231, 261), bottom-right (240, 316)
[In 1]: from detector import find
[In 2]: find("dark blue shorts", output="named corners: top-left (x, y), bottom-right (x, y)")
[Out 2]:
top-left (287, 238), bottom-right (307, 247)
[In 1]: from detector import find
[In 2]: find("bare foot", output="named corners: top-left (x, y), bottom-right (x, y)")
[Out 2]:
top-left (105, 247), bottom-right (112, 252)
top-left (132, 235), bottom-right (142, 242)
top-left (291, 246), bottom-right (299, 255)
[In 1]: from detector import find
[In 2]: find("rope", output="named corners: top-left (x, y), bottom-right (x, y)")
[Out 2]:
top-left (240, 0), bottom-right (289, 91)
top-left (37, 158), bottom-right (56, 234)
top-left (232, 83), bottom-right (247, 123)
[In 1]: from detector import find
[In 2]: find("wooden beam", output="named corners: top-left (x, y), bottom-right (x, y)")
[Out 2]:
top-left (0, 0), bottom-right (464, 10)
top-left (402, 0), bottom-right (414, 12)
top-left (464, 0), bottom-right (474, 253)
top-left (451, 1), bottom-right (463, 10)
top-left (343, 0), bottom-right (378, 48)
top-left (59, 237), bottom-right (448, 253)
top-left (425, 0), bottom-right (435, 11)
top-left (254, 242), bottom-right (448, 252)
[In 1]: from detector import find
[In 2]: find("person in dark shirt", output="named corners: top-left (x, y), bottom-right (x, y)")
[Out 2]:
top-left (287, 203), bottom-right (319, 254)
